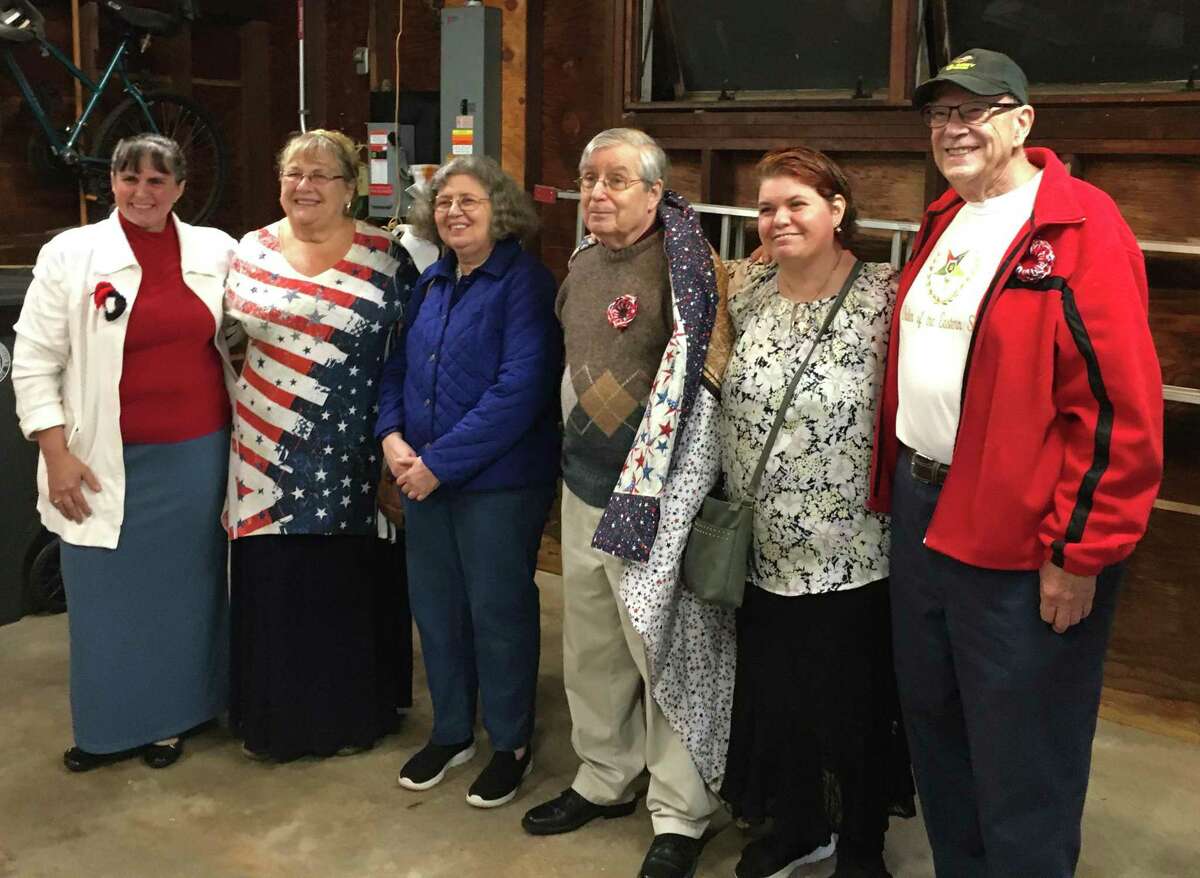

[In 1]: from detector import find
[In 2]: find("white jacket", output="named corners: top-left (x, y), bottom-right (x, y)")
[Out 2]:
top-left (12, 212), bottom-right (237, 549)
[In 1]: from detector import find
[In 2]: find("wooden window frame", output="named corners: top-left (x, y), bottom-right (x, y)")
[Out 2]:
top-left (611, 0), bottom-right (1200, 157)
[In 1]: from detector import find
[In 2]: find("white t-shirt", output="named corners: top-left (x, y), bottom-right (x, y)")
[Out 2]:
top-left (897, 171), bottom-right (1042, 463)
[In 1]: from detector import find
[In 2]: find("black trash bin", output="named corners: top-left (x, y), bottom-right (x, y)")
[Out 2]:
top-left (1, 266), bottom-right (60, 626)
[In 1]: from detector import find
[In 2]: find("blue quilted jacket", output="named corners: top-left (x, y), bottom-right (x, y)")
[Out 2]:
top-left (374, 237), bottom-right (561, 491)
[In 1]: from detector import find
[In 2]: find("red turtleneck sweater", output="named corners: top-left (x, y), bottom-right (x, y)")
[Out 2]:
top-left (118, 212), bottom-right (230, 443)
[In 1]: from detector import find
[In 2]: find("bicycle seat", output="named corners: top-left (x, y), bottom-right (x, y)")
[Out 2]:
top-left (0, 2), bottom-right (46, 43)
top-left (100, 1), bottom-right (194, 38)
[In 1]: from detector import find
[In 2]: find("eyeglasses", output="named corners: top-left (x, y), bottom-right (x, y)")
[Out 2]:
top-left (575, 173), bottom-right (647, 193)
top-left (280, 170), bottom-right (347, 186)
top-left (921, 101), bottom-right (1021, 128)
top-left (433, 194), bottom-right (490, 213)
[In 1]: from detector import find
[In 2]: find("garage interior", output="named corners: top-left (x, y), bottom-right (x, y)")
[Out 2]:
top-left (1, 1), bottom-right (1197, 876)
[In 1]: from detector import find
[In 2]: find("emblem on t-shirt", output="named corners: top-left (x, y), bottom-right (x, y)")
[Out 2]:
top-left (0, 341), bottom-right (10, 384)
top-left (926, 248), bottom-right (973, 305)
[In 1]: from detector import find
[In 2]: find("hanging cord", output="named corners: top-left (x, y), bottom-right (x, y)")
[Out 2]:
top-left (383, 1), bottom-right (408, 232)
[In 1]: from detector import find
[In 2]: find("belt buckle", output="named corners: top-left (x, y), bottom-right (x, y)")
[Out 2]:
top-left (909, 451), bottom-right (948, 486)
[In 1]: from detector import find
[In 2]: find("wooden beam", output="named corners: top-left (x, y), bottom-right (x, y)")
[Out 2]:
top-left (699, 148), bottom-right (733, 204)
top-left (305, 0), bottom-right (328, 128)
top-left (607, 0), bottom-right (626, 127)
top-left (524, 0), bottom-right (544, 190)
top-left (239, 21), bottom-right (274, 232)
top-left (888, 0), bottom-right (915, 105)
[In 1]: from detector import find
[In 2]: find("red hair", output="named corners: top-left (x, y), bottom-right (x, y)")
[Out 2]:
top-left (756, 146), bottom-right (857, 246)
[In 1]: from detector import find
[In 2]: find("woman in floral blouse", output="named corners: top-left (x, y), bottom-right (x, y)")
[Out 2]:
top-left (718, 147), bottom-right (912, 878)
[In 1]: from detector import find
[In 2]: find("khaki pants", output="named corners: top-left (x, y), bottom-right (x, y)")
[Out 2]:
top-left (561, 486), bottom-right (719, 838)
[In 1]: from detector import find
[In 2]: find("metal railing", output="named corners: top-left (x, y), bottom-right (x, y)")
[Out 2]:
top-left (552, 189), bottom-right (1200, 406)
top-left (556, 189), bottom-right (923, 266)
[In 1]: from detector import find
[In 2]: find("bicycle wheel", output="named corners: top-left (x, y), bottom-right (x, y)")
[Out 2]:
top-left (91, 90), bottom-right (228, 225)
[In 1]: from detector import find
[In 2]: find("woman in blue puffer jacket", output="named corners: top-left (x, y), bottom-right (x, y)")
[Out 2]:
top-left (375, 154), bottom-right (561, 810)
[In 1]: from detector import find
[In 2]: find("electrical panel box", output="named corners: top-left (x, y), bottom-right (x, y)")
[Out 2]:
top-left (366, 122), bottom-right (416, 219)
top-left (439, 3), bottom-right (501, 162)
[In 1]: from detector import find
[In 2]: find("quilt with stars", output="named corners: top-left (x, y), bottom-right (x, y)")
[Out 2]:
top-left (224, 220), bottom-right (416, 537)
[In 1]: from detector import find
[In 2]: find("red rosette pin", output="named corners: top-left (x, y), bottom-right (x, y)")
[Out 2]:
top-left (91, 281), bottom-right (127, 321)
top-left (606, 294), bottom-right (639, 331)
top-left (1014, 238), bottom-right (1055, 282)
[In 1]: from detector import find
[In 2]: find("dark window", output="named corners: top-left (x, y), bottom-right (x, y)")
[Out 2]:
top-left (645, 0), bottom-right (892, 101)
top-left (945, 0), bottom-right (1196, 87)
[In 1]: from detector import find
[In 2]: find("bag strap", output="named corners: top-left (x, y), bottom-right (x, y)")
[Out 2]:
top-left (747, 259), bottom-right (863, 498)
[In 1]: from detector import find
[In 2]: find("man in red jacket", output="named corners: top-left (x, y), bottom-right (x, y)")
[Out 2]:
top-left (869, 49), bottom-right (1163, 876)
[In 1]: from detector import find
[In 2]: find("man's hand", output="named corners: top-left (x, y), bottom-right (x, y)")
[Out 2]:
top-left (382, 432), bottom-right (417, 480)
top-left (1039, 561), bottom-right (1096, 634)
top-left (396, 456), bottom-right (440, 501)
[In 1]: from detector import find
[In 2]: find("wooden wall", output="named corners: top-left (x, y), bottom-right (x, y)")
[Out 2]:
top-left (532, 0), bottom-right (1200, 740)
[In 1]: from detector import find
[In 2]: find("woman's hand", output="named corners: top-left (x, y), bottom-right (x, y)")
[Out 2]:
top-left (396, 456), bottom-right (440, 501)
top-left (36, 427), bottom-right (101, 523)
top-left (382, 431), bottom-right (417, 480)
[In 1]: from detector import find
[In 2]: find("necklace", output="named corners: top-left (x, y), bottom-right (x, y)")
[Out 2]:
top-left (777, 250), bottom-right (845, 303)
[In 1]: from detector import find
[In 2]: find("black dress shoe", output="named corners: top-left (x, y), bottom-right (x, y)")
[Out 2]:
top-left (141, 739), bottom-right (185, 769)
top-left (63, 746), bottom-right (139, 773)
top-left (639, 833), bottom-right (703, 878)
top-left (831, 852), bottom-right (893, 878)
top-left (521, 787), bottom-right (637, 836)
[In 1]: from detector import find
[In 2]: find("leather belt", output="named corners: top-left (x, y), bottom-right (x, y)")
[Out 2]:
top-left (909, 450), bottom-right (950, 486)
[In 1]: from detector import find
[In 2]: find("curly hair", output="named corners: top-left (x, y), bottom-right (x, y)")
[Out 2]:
top-left (407, 155), bottom-right (539, 248)
top-left (756, 146), bottom-right (858, 248)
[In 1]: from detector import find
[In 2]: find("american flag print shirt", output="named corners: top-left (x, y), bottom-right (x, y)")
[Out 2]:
top-left (224, 221), bottom-right (416, 537)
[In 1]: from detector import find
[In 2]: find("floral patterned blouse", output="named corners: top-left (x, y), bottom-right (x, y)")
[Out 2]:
top-left (718, 260), bottom-right (896, 596)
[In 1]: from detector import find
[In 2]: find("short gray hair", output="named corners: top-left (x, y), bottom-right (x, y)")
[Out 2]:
top-left (111, 134), bottom-right (186, 182)
top-left (408, 155), bottom-right (539, 248)
top-left (578, 128), bottom-right (669, 186)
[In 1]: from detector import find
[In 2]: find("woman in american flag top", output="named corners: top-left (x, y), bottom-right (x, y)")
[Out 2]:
top-left (224, 129), bottom-right (420, 761)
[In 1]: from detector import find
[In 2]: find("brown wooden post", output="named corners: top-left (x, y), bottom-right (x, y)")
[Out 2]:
top-left (524, 0), bottom-right (544, 191)
top-left (305, 0), bottom-right (329, 128)
top-left (888, 0), bottom-right (916, 105)
top-left (239, 21), bottom-right (274, 233)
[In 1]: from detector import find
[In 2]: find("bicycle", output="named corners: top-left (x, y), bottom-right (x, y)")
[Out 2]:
top-left (0, 0), bottom-right (228, 224)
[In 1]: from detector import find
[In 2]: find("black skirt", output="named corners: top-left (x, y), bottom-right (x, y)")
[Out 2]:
top-left (230, 533), bottom-right (413, 761)
top-left (720, 579), bottom-right (915, 852)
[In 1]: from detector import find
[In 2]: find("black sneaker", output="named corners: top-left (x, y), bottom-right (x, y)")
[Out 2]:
top-left (397, 739), bottom-right (476, 791)
top-left (734, 831), bottom-right (837, 878)
top-left (465, 749), bottom-right (533, 808)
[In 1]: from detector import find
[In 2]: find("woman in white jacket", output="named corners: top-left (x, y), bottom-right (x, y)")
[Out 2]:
top-left (13, 134), bottom-right (237, 772)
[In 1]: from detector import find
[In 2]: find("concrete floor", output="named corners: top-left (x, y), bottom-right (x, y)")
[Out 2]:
top-left (2, 572), bottom-right (1198, 878)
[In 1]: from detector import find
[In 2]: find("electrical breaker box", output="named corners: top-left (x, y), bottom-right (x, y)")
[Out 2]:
top-left (440, 3), bottom-right (501, 162)
top-left (366, 122), bottom-right (416, 219)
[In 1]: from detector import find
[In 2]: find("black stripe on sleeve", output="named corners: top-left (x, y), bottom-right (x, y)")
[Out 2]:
top-left (1011, 275), bottom-right (1114, 566)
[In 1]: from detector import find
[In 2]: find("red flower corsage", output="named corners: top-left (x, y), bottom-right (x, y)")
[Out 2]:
top-left (91, 281), bottom-right (127, 321)
top-left (606, 294), bottom-right (639, 331)
top-left (1014, 238), bottom-right (1055, 282)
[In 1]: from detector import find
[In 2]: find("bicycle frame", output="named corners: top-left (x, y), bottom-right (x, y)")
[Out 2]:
top-left (2, 32), bottom-right (154, 170)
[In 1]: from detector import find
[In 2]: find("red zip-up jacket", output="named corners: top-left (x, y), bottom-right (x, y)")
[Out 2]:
top-left (868, 148), bottom-right (1163, 577)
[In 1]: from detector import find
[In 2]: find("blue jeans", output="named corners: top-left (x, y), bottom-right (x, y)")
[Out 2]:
top-left (404, 483), bottom-right (555, 751)
top-left (889, 448), bottom-right (1121, 878)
